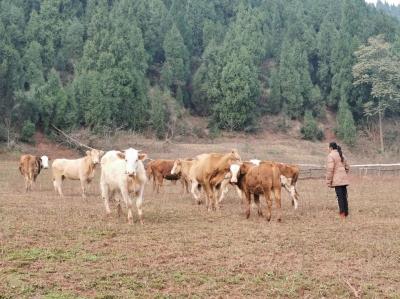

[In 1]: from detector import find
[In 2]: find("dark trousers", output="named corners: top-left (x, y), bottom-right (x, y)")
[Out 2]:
top-left (335, 186), bottom-right (349, 216)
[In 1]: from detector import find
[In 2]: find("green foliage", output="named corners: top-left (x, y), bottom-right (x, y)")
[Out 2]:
top-left (20, 120), bottom-right (35, 143)
top-left (353, 35), bottom-right (400, 116)
top-left (335, 98), bottom-right (357, 146)
top-left (213, 48), bottom-right (259, 131)
top-left (0, 0), bottom-right (400, 141)
top-left (301, 110), bottom-right (324, 141)
top-left (267, 67), bottom-right (282, 114)
top-left (162, 24), bottom-right (189, 95)
top-left (149, 88), bottom-right (168, 139)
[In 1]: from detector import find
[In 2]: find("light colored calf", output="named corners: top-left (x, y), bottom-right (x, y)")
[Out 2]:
top-left (52, 149), bottom-right (104, 198)
top-left (100, 148), bottom-right (147, 224)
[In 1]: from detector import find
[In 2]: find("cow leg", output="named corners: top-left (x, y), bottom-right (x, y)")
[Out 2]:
top-left (191, 180), bottom-right (202, 205)
top-left (121, 188), bottom-right (133, 224)
top-left (184, 178), bottom-right (189, 194)
top-left (244, 190), bottom-right (251, 219)
top-left (27, 172), bottom-right (34, 191)
top-left (24, 175), bottom-right (29, 192)
top-left (180, 178), bottom-right (187, 194)
top-left (217, 179), bottom-right (229, 204)
top-left (254, 194), bottom-right (263, 217)
top-left (151, 171), bottom-right (156, 193)
top-left (80, 180), bottom-right (87, 199)
top-left (53, 177), bottom-right (63, 197)
top-left (136, 185), bottom-right (145, 225)
top-left (203, 183), bottom-right (214, 211)
top-left (114, 193), bottom-right (122, 217)
top-left (100, 180), bottom-right (111, 215)
top-left (156, 173), bottom-right (163, 193)
top-left (218, 186), bottom-right (229, 204)
top-left (235, 186), bottom-right (243, 203)
top-left (274, 187), bottom-right (282, 222)
top-left (290, 185), bottom-right (299, 210)
top-left (263, 188), bottom-right (272, 222)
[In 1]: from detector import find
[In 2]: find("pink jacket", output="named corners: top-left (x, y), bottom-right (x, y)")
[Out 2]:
top-left (326, 150), bottom-right (350, 187)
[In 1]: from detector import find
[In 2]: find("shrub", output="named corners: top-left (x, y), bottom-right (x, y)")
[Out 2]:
top-left (20, 120), bottom-right (36, 143)
top-left (301, 110), bottom-right (324, 141)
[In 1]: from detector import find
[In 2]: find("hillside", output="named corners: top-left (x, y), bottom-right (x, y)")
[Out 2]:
top-left (1, 0), bottom-right (400, 150)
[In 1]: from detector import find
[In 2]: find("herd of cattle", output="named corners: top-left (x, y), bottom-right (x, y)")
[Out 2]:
top-left (18, 148), bottom-right (300, 224)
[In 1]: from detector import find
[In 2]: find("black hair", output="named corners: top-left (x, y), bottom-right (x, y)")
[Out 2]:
top-left (329, 142), bottom-right (344, 162)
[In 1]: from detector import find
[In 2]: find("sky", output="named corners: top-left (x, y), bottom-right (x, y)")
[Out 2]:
top-left (364, 0), bottom-right (400, 5)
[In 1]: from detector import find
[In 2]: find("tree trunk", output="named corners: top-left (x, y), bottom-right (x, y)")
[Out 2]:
top-left (378, 108), bottom-right (384, 153)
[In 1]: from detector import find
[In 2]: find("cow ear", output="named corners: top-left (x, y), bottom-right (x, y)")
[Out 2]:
top-left (117, 152), bottom-right (125, 160)
top-left (100, 150), bottom-right (105, 156)
top-left (86, 150), bottom-right (91, 156)
top-left (138, 153), bottom-right (148, 160)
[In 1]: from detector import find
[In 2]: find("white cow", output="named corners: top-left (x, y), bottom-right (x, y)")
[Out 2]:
top-left (100, 148), bottom-right (147, 224)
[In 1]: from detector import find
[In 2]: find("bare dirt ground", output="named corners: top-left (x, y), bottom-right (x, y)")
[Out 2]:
top-left (1, 147), bottom-right (399, 298)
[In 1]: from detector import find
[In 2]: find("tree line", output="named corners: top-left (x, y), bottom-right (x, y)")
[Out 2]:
top-left (0, 0), bottom-right (400, 148)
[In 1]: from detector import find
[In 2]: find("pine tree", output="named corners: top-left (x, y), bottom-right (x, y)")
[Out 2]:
top-left (161, 24), bottom-right (189, 97)
top-left (268, 67), bottom-right (282, 114)
top-left (336, 98), bottom-right (357, 146)
top-left (213, 48), bottom-right (259, 130)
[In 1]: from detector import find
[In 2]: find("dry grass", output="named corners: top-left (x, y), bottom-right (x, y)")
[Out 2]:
top-left (1, 151), bottom-right (399, 299)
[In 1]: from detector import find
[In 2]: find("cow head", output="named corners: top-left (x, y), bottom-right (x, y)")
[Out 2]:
top-left (229, 163), bottom-right (241, 183)
top-left (117, 148), bottom-right (147, 176)
top-left (86, 149), bottom-right (104, 165)
top-left (171, 160), bottom-right (182, 175)
top-left (40, 155), bottom-right (49, 169)
top-left (229, 149), bottom-right (241, 163)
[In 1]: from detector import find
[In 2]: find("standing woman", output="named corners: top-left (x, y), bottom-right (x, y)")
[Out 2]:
top-left (326, 142), bottom-right (350, 219)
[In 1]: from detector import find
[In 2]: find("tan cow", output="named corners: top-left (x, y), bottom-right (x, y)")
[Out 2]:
top-left (230, 161), bottom-right (282, 221)
top-left (146, 159), bottom-right (184, 193)
top-left (170, 158), bottom-right (195, 194)
top-left (100, 148), bottom-right (147, 224)
top-left (188, 149), bottom-right (241, 211)
top-left (52, 149), bottom-right (104, 198)
top-left (19, 154), bottom-right (49, 191)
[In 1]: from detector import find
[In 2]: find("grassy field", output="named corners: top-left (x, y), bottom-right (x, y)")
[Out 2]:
top-left (1, 151), bottom-right (399, 298)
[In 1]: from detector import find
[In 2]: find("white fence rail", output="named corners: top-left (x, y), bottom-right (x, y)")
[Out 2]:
top-left (297, 163), bottom-right (400, 179)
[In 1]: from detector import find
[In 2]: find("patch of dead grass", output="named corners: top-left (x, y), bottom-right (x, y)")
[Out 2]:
top-left (0, 156), bottom-right (399, 298)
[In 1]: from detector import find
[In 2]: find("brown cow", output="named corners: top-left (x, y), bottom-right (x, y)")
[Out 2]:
top-left (146, 159), bottom-right (185, 193)
top-left (19, 154), bottom-right (49, 191)
top-left (230, 161), bottom-right (282, 221)
top-left (188, 149), bottom-right (241, 211)
top-left (249, 160), bottom-right (300, 209)
top-left (52, 149), bottom-right (104, 198)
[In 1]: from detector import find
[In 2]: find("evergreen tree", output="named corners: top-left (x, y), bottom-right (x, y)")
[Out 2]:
top-left (336, 98), bottom-right (357, 146)
top-left (213, 48), bottom-right (259, 130)
top-left (161, 24), bottom-right (189, 99)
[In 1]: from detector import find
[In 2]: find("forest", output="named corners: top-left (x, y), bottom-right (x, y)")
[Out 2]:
top-left (1, 0), bottom-right (400, 148)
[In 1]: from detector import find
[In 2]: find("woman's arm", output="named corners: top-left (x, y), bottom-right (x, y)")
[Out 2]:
top-left (344, 158), bottom-right (350, 173)
top-left (326, 155), bottom-right (334, 187)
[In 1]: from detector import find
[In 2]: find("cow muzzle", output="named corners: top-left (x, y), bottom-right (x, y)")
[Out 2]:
top-left (127, 171), bottom-right (136, 177)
